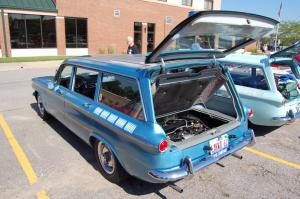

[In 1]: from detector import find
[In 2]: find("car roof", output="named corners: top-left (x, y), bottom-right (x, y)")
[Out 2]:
top-left (63, 54), bottom-right (157, 78)
top-left (219, 54), bottom-right (270, 67)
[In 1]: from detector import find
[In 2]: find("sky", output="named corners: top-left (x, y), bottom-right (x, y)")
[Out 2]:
top-left (222, 0), bottom-right (300, 21)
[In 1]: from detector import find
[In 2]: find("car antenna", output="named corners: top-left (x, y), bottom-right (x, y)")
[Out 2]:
top-left (160, 57), bottom-right (166, 74)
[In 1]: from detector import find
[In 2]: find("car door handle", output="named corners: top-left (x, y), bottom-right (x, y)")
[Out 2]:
top-left (82, 102), bottom-right (92, 108)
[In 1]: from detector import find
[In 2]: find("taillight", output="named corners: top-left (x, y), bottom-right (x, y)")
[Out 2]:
top-left (159, 140), bottom-right (168, 152)
top-left (298, 83), bottom-right (300, 89)
top-left (248, 108), bottom-right (254, 118)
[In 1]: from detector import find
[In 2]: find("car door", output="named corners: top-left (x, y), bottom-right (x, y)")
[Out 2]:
top-left (63, 66), bottom-right (100, 142)
top-left (46, 64), bottom-right (74, 123)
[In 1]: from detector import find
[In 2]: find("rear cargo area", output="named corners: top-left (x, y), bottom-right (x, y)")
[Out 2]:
top-left (157, 108), bottom-right (235, 143)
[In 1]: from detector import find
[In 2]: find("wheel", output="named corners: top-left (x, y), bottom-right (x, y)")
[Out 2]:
top-left (37, 94), bottom-right (50, 120)
top-left (94, 140), bottom-right (127, 183)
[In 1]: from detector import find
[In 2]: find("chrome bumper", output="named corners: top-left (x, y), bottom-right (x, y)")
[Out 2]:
top-left (148, 130), bottom-right (255, 183)
top-left (272, 110), bottom-right (300, 122)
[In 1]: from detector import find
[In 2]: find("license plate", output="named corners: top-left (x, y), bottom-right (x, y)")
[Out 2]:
top-left (209, 134), bottom-right (229, 157)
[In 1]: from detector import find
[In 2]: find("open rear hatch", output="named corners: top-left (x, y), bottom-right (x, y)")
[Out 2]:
top-left (145, 11), bottom-right (278, 64)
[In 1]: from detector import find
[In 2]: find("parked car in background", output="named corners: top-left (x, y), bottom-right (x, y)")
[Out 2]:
top-left (32, 11), bottom-right (277, 184)
top-left (220, 43), bottom-right (300, 126)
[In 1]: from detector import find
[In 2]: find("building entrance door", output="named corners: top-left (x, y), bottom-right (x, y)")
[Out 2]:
top-left (134, 22), bottom-right (155, 54)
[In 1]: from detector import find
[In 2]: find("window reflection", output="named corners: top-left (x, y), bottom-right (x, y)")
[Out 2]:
top-left (65, 17), bottom-right (88, 48)
top-left (9, 14), bottom-right (56, 48)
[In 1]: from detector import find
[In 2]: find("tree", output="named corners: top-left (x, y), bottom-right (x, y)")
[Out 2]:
top-left (278, 21), bottom-right (300, 46)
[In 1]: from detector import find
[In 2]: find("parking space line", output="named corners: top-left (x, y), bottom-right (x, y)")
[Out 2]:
top-left (36, 190), bottom-right (50, 199)
top-left (244, 147), bottom-right (300, 170)
top-left (0, 113), bottom-right (37, 185)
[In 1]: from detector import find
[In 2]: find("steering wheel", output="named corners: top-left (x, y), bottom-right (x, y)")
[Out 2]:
top-left (74, 76), bottom-right (87, 92)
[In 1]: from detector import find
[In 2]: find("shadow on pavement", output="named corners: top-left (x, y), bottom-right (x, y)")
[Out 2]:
top-left (30, 103), bottom-right (170, 198)
top-left (249, 122), bottom-right (280, 137)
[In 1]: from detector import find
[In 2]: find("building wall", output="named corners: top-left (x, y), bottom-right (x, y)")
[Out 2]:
top-left (0, 0), bottom-right (222, 57)
top-left (55, 0), bottom-right (195, 55)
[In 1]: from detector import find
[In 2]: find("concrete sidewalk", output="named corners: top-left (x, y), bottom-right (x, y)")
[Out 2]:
top-left (0, 60), bottom-right (63, 72)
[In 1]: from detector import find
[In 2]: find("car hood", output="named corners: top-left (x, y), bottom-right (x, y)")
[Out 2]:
top-left (153, 67), bottom-right (227, 116)
top-left (145, 11), bottom-right (278, 64)
top-left (270, 41), bottom-right (300, 59)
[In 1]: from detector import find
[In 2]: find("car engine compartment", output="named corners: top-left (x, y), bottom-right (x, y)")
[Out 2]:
top-left (158, 110), bottom-right (228, 142)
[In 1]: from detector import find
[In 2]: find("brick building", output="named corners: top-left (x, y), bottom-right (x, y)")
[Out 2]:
top-left (0, 0), bottom-right (221, 57)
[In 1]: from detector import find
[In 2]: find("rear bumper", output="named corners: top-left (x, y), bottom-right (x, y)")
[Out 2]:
top-left (148, 129), bottom-right (255, 183)
top-left (272, 110), bottom-right (300, 123)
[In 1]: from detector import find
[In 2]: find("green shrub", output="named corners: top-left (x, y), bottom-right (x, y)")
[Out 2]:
top-left (98, 48), bottom-right (106, 54)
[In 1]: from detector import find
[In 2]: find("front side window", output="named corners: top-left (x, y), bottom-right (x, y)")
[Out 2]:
top-left (227, 64), bottom-right (269, 90)
top-left (65, 17), bottom-right (88, 48)
top-left (9, 14), bottom-right (56, 48)
top-left (99, 73), bottom-right (144, 120)
top-left (58, 65), bottom-right (73, 89)
top-left (74, 67), bottom-right (98, 99)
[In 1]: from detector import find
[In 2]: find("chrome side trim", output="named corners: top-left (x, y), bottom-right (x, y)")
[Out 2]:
top-left (272, 110), bottom-right (300, 122)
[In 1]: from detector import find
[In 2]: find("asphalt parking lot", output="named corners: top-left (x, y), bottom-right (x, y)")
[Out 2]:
top-left (0, 62), bottom-right (299, 199)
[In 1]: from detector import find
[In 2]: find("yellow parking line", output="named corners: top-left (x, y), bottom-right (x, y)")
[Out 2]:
top-left (36, 190), bottom-right (50, 199)
top-left (244, 147), bottom-right (300, 170)
top-left (0, 114), bottom-right (37, 185)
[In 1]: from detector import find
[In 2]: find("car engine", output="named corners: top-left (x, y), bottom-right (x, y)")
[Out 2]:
top-left (159, 114), bottom-right (210, 142)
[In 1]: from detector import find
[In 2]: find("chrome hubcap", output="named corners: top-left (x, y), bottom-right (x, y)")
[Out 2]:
top-left (37, 95), bottom-right (45, 116)
top-left (98, 143), bottom-right (115, 174)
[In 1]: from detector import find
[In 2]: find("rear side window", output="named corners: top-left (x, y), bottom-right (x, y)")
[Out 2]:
top-left (58, 65), bottom-right (73, 89)
top-left (74, 67), bottom-right (99, 100)
top-left (227, 64), bottom-right (269, 90)
top-left (99, 73), bottom-right (144, 121)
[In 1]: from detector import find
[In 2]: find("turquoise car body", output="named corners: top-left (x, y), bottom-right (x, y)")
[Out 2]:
top-left (220, 50), bottom-right (300, 126)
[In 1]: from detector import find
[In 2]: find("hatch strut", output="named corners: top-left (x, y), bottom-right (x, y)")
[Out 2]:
top-left (160, 57), bottom-right (166, 74)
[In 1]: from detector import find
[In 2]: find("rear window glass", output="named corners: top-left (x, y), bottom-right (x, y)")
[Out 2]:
top-left (99, 73), bottom-right (144, 121)
top-left (227, 64), bottom-right (269, 90)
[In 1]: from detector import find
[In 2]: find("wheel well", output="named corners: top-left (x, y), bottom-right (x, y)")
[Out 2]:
top-left (89, 136), bottom-right (96, 147)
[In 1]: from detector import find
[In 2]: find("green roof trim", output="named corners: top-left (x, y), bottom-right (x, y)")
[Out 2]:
top-left (0, 0), bottom-right (57, 13)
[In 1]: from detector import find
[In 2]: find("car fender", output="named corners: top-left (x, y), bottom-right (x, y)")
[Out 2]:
top-left (88, 132), bottom-right (127, 172)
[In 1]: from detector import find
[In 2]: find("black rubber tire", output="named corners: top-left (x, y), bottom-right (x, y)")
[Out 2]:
top-left (36, 93), bottom-right (50, 120)
top-left (94, 140), bottom-right (127, 183)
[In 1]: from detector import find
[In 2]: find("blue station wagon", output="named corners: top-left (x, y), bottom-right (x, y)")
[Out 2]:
top-left (32, 11), bottom-right (277, 184)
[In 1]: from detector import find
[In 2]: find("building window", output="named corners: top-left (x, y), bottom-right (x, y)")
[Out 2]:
top-left (147, 23), bottom-right (155, 52)
top-left (65, 17), bottom-right (88, 48)
top-left (9, 14), bottom-right (56, 48)
top-left (134, 22), bottom-right (142, 53)
top-left (182, 0), bottom-right (193, 6)
top-left (204, 0), bottom-right (214, 10)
